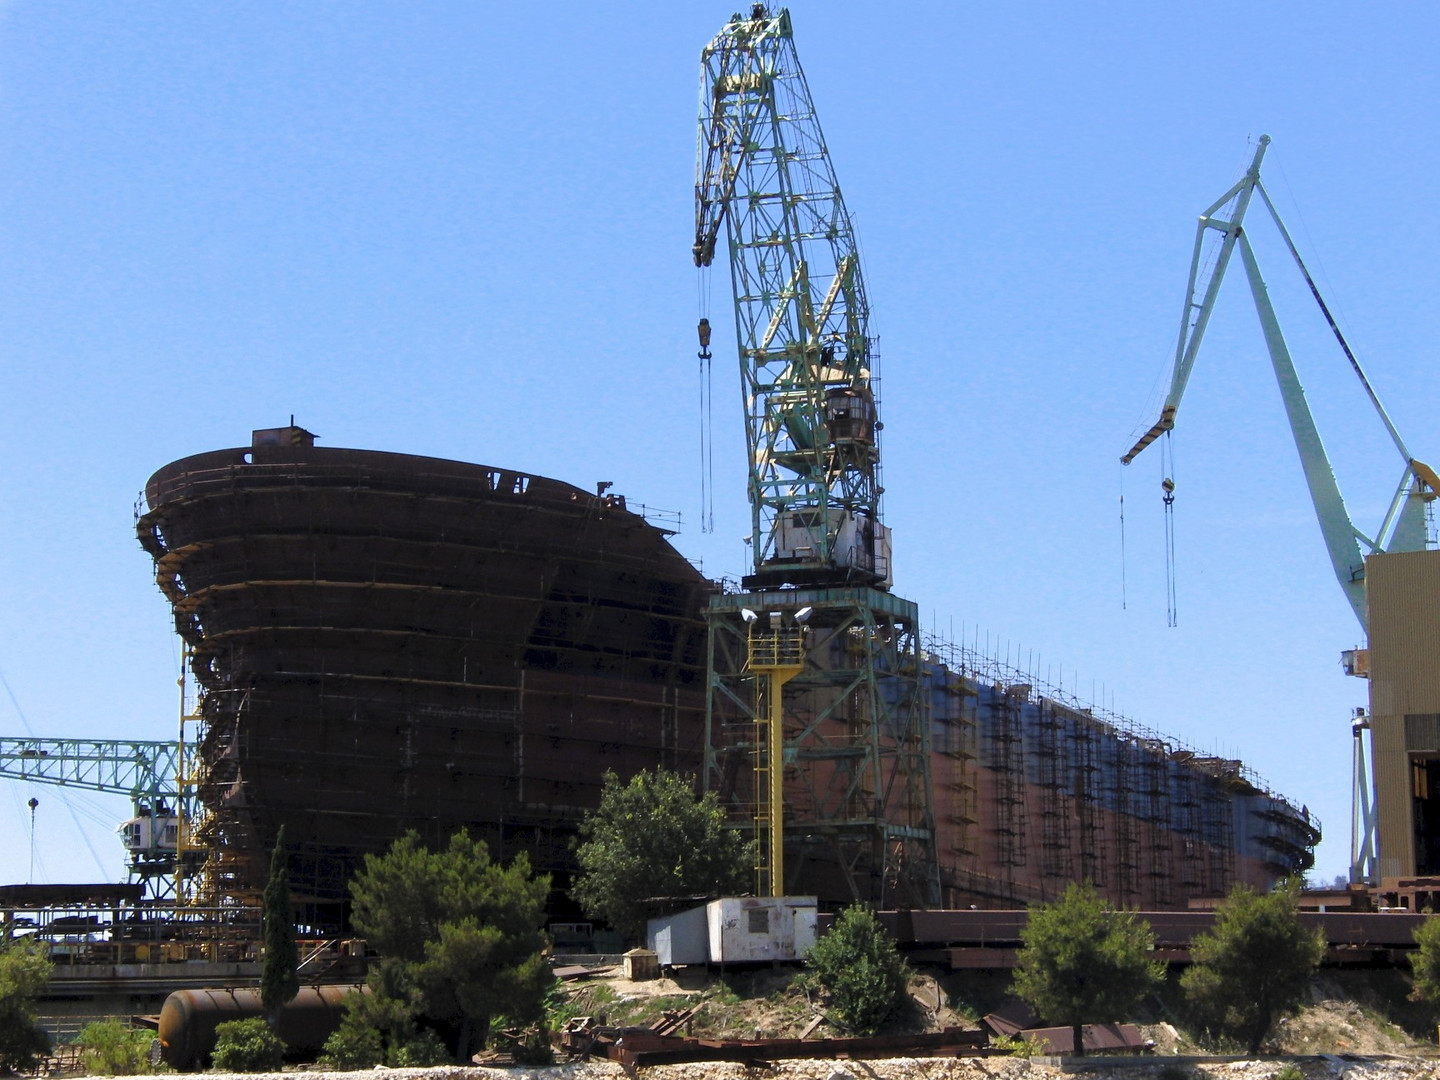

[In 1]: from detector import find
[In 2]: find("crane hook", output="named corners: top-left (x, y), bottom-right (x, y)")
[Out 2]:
top-left (1161, 476), bottom-right (1175, 507)
top-left (697, 317), bottom-right (713, 360)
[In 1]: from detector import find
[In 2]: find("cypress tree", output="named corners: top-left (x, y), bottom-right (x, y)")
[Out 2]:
top-left (261, 825), bottom-right (300, 1028)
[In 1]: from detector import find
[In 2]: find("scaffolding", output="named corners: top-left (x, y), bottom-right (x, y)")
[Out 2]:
top-left (136, 432), bottom-right (714, 927)
top-left (1141, 742), bottom-right (1176, 907)
top-left (987, 685), bottom-right (1028, 882)
top-left (1035, 701), bottom-right (1073, 887)
top-left (1111, 736), bottom-right (1141, 908)
top-left (918, 629), bottom-right (1318, 908)
top-left (933, 672), bottom-right (978, 884)
top-left (1072, 713), bottom-right (1104, 889)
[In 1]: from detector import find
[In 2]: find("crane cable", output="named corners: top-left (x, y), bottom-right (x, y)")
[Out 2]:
top-left (1162, 432), bottom-right (1178, 627)
top-left (697, 267), bottom-right (715, 534)
top-left (1, 665), bottom-right (109, 879)
top-left (1119, 468), bottom-right (1127, 611)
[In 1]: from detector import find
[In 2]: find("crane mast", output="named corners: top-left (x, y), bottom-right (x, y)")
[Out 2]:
top-left (695, 5), bottom-right (936, 907)
top-left (695, 5), bottom-right (888, 590)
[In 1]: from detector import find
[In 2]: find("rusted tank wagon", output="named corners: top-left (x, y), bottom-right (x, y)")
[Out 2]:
top-left (157, 985), bottom-right (358, 1069)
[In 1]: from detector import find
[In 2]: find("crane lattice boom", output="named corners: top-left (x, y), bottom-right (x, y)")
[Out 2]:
top-left (695, 5), bottom-right (888, 589)
top-left (0, 737), bottom-right (177, 800)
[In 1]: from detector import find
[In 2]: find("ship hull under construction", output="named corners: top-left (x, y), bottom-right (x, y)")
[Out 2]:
top-left (138, 430), bottom-right (1317, 926)
top-left (919, 645), bottom-right (1318, 909)
top-left (138, 429), bottom-right (712, 921)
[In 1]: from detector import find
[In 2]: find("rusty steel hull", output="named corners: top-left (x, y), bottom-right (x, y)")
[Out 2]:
top-left (138, 436), bottom-right (711, 915)
top-left (136, 431), bottom-right (1318, 926)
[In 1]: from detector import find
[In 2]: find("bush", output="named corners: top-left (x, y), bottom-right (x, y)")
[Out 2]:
top-left (319, 1015), bottom-right (384, 1070)
top-left (211, 1018), bottom-right (285, 1072)
top-left (348, 829), bottom-right (552, 1055)
top-left (805, 904), bottom-right (909, 1034)
top-left (990, 1033), bottom-right (1042, 1058)
top-left (389, 1029), bottom-right (450, 1067)
top-left (1411, 908), bottom-right (1440, 1004)
top-left (1012, 881), bottom-right (1162, 1057)
top-left (572, 769), bottom-right (752, 938)
top-left (75, 1019), bottom-right (156, 1076)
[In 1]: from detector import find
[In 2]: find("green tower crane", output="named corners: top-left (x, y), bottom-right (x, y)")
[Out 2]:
top-left (694, 5), bottom-right (937, 906)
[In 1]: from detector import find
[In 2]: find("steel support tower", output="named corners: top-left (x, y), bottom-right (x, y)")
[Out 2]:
top-left (694, 5), bottom-right (937, 906)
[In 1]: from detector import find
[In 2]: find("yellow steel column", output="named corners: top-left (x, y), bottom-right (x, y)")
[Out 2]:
top-left (748, 618), bottom-right (806, 897)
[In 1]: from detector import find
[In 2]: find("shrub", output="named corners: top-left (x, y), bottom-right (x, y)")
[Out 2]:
top-left (0, 936), bottom-right (52, 1073)
top-left (211, 1018), bottom-right (285, 1072)
top-left (1411, 909), bottom-right (1440, 1004)
top-left (1182, 879), bottom-right (1323, 1054)
top-left (572, 768), bottom-right (752, 938)
top-left (319, 1015), bottom-right (384, 1070)
top-left (990, 1033), bottom-right (1042, 1058)
top-left (389, 1029), bottom-right (450, 1067)
top-left (75, 1019), bottom-right (156, 1076)
top-left (805, 904), bottom-right (909, 1034)
top-left (348, 829), bottom-right (552, 1055)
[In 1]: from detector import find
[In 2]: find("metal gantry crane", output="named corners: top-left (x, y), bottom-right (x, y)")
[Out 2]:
top-left (0, 737), bottom-right (189, 895)
top-left (1122, 135), bottom-right (1436, 883)
top-left (694, 4), bottom-right (937, 905)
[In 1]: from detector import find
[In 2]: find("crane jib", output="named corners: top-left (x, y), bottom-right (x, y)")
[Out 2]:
top-left (1123, 135), bottom-right (1430, 635)
top-left (694, 3), bottom-right (888, 588)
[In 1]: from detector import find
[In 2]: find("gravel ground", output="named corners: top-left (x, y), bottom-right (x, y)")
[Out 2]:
top-left (83, 1058), bottom-right (1440, 1080)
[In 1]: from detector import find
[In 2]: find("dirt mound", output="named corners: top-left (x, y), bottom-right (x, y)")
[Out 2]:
top-left (1273, 997), bottom-right (1421, 1056)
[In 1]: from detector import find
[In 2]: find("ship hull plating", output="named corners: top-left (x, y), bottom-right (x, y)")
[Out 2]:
top-left (138, 433), bottom-right (1317, 925)
top-left (138, 435), bottom-right (711, 916)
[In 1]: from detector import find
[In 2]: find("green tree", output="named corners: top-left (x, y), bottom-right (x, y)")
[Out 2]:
top-left (804, 904), bottom-right (910, 1034)
top-left (0, 935), bottom-right (52, 1072)
top-left (346, 829), bottom-right (552, 1061)
top-left (260, 825), bottom-right (299, 1027)
top-left (1410, 913), bottom-right (1440, 1005)
top-left (1181, 879), bottom-right (1324, 1054)
top-left (571, 768), bottom-right (752, 938)
top-left (1012, 881), bottom-right (1162, 1057)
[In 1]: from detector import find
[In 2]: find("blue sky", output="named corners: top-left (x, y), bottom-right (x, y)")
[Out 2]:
top-left (1, 1), bottom-right (1436, 891)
